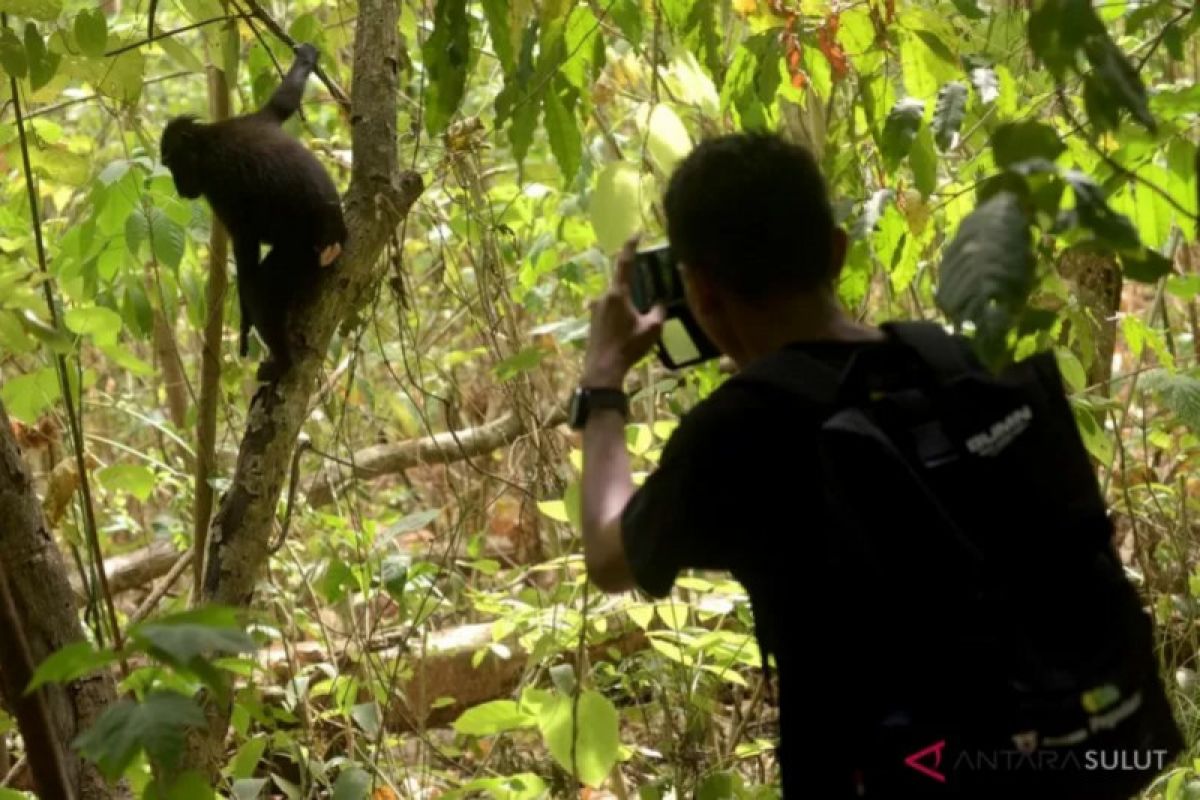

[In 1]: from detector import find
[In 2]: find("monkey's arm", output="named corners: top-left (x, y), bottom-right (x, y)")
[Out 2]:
top-left (263, 44), bottom-right (320, 123)
top-left (232, 237), bottom-right (261, 357)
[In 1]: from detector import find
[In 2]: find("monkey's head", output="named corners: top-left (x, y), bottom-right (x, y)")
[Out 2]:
top-left (160, 116), bottom-right (205, 199)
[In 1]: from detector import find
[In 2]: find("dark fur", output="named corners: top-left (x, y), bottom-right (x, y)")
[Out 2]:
top-left (160, 44), bottom-right (347, 381)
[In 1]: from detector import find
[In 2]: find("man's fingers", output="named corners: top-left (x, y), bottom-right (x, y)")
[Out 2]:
top-left (613, 234), bottom-right (641, 294)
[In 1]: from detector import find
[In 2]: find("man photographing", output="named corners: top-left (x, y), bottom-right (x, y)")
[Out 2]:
top-left (572, 132), bottom-right (1182, 797)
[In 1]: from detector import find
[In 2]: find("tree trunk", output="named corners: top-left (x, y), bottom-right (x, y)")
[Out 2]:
top-left (0, 399), bottom-right (126, 800)
top-left (183, 0), bottom-right (424, 776)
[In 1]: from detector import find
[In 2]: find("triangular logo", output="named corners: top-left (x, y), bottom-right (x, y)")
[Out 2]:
top-left (904, 740), bottom-right (947, 783)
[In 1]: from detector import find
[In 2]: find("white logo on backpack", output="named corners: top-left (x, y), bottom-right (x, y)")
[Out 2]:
top-left (965, 405), bottom-right (1033, 457)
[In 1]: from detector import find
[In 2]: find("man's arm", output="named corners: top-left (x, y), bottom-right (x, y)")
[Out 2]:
top-left (581, 408), bottom-right (637, 592)
top-left (578, 236), bottom-right (665, 594)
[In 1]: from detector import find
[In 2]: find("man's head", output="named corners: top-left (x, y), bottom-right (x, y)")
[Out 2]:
top-left (663, 132), bottom-right (849, 361)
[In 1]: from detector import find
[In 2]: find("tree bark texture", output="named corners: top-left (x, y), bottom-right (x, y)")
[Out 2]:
top-left (0, 399), bottom-right (125, 800)
top-left (186, 0), bottom-right (423, 774)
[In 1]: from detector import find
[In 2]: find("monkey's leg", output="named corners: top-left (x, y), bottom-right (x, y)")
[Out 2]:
top-left (263, 44), bottom-right (319, 123)
top-left (232, 236), bottom-right (261, 358)
top-left (252, 248), bottom-right (296, 382)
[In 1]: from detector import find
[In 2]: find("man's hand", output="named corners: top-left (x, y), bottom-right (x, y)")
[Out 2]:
top-left (582, 236), bottom-right (666, 388)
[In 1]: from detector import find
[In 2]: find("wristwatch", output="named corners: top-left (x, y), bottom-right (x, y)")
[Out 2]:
top-left (568, 387), bottom-right (629, 430)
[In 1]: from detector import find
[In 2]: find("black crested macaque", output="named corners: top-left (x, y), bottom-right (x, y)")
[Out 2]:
top-left (159, 43), bottom-right (347, 382)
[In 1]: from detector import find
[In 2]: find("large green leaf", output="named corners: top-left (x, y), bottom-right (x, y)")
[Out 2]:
top-left (132, 607), bottom-right (257, 667)
top-left (480, 0), bottom-right (514, 74)
top-left (73, 9), bottom-right (107, 58)
top-left (64, 306), bottom-right (122, 345)
top-left (935, 191), bottom-right (1034, 357)
top-left (450, 775), bottom-right (548, 800)
top-left (73, 692), bottom-right (207, 779)
top-left (1142, 370), bottom-right (1200, 433)
top-left (96, 463), bottom-right (155, 501)
top-left (881, 98), bottom-right (925, 171)
top-left (421, 0), bottom-right (470, 136)
top-left (23, 22), bottom-right (60, 91)
top-left (1081, 31), bottom-right (1155, 133)
top-left (453, 700), bottom-right (535, 736)
top-left (0, 366), bottom-right (59, 422)
top-left (332, 767), bottom-right (371, 800)
top-left (28, 641), bottom-right (119, 692)
top-left (932, 82), bottom-right (968, 151)
top-left (990, 121), bottom-right (1064, 168)
top-left (641, 103), bottom-right (692, 174)
top-left (910, 126), bottom-right (937, 198)
top-left (544, 85), bottom-right (581, 185)
top-left (561, 6), bottom-right (600, 91)
top-left (0, 26), bottom-right (27, 77)
top-left (537, 690), bottom-right (619, 788)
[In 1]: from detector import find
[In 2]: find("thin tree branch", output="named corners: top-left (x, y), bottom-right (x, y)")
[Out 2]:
top-left (236, 0), bottom-right (352, 113)
top-left (105, 14), bottom-right (251, 57)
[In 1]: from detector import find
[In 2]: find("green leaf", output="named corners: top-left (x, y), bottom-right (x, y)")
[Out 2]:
top-left (1082, 31), bottom-right (1155, 133)
top-left (151, 212), bottom-right (185, 269)
top-left (133, 611), bottom-right (257, 667)
top-left (991, 121), bottom-right (1065, 169)
top-left (881, 98), bottom-right (925, 172)
top-left (228, 735), bottom-right (267, 780)
top-left (0, 0), bottom-right (61, 21)
top-left (453, 700), bottom-right (536, 736)
top-left (146, 771), bottom-right (215, 800)
top-left (0, 367), bottom-right (59, 422)
top-left (74, 9), bottom-right (107, 57)
top-left (421, 0), bottom-right (470, 136)
top-left (28, 641), bottom-right (118, 692)
top-left (969, 66), bottom-right (999, 105)
top-left (590, 161), bottom-right (645, 253)
top-left (698, 771), bottom-right (744, 800)
top-left (480, 0), bottom-right (514, 74)
top-left (64, 306), bottom-right (122, 345)
top-left (910, 126), bottom-right (937, 198)
top-left (609, 0), bottom-right (642, 42)
top-left (544, 86), bottom-right (581, 185)
top-left (932, 82), bottom-right (968, 151)
top-left (73, 691), bottom-right (206, 779)
top-left (0, 26), bottom-right (28, 77)
top-left (561, 6), bottom-right (600, 91)
top-left (493, 346), bottom-right (548, 381)
top-left (935, 191), bottom-right (1034, 360)
top-left (96, 464), bottom-right (155, 501)
top-left (1064, 171), bottom-right (1139, 250)
top-left (67, 46), bottom-right (145, 103)
top-left (454, 775), bottom-right (548, 800)
top-left (351, 702), bottom-right (381, 737)
top-left (1142, 371), bottom-right (1200, 432)
top-left (1073, 405), bottom-right (1113, 464)
top-left (538, 690), bottom-right (619, 788)
top-left (332, 767), bottom-right (371, 800)
top-left (24, 22), bottom-right (60, 91)
top-left (160, 36), bottom-right (205, 73)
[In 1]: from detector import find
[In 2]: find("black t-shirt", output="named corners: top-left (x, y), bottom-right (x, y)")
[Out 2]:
top-left (621, 340), bottom-right (878, 797)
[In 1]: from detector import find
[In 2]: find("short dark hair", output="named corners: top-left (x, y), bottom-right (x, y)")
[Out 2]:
top-left (663, 132), bottom-right (835, 300)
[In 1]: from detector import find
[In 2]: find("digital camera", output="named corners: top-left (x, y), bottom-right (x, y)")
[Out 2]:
top-left (629, 245), bottom-right (720, 370)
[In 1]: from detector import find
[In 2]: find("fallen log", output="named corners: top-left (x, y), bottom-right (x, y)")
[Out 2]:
top-left (69, 539), bottom-right (180, 602)
top-left (305, 405), bottom-right (568, 507)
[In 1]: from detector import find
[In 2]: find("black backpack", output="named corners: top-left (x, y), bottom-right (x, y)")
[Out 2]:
top-left (733, 320), bottom-right (1184, 799)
